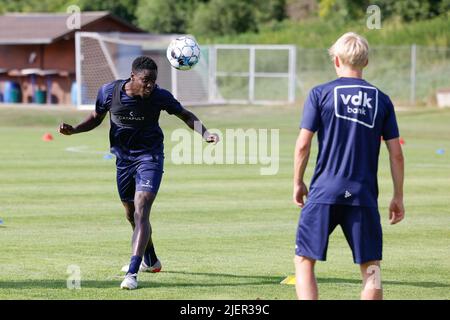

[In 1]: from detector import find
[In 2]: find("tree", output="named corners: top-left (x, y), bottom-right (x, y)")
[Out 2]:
top-left (254, 0), bottom-right (287, 24)
top-left (318, 0), bottom-right (369, 21)
top-left (188, 0), bottom-right (258, 37)
top-left (318, 0), bottom-right (450, 22)
top-left (0, 0), bottom-right (69, 13)
top-left (135, 0), bottom-right (199, 34)
top-left (0, 0), bottom-right (139, 24)
top-left (378, 0), bottom-right (449, 21)
top-left (78, 0), bottom-right (138, 25)
top-left (286, 0), bottom-right (319, 21)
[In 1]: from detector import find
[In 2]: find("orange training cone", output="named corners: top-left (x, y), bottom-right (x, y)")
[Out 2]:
top-left (42, 133), bottom-right (53, 141)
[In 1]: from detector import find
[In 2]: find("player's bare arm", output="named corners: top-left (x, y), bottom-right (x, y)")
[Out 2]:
top-left (293, 128), bottom-right (314, 208)
top-left (59, 111), bottom-right (107, 135)
top-left (385, 138), bottom-right (405, 225)
top-left (175, 108), bottom-right (219, 144)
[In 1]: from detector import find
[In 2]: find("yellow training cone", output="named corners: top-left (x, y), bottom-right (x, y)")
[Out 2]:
top-left (280, 275), bottom-right (296, 285)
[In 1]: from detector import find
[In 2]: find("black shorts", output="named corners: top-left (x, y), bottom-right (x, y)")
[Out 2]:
top-left (295, 202), bottom-right (383, 264)
top-left (116, 155), bottom-right (164, 202)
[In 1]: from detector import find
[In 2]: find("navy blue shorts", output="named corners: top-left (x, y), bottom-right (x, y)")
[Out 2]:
top-left (116, 155), bottom-right (164, 202)
top-left (295, 202), bottom-right (382, 264)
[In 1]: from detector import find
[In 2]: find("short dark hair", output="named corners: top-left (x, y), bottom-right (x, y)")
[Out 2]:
top-left (132, 56), bottom-right (158, 74)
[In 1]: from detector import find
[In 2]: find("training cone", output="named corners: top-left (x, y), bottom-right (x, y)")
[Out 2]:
top-left (280, 275), bottom-right (296, 285)
top-left (399, 137), bottom-right (405, 145)
top-left (42, 133), bottom-right (53, 141)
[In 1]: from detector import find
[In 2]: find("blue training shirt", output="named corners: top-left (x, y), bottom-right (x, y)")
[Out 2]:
top-left (300, 77), bottom-right (399, 208)
top-left (96, 79), bottom-right (183, 161)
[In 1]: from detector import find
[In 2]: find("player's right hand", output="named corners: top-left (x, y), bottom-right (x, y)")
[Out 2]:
top-left (293, 182), bottom-right (308, 208)
top-left (389, 197), bottom-right (405, 224)
top-left (59, 123), bottom-right (75, 135)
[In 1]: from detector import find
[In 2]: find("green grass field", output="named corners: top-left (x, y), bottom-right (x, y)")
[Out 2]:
top-left (0, 104), bottom-right (449, 300)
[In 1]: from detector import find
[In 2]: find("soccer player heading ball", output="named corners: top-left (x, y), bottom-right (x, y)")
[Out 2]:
top-left (293, 32), bottom-right (405, 300)
top-left (59, 56), bottom-right (219, 290)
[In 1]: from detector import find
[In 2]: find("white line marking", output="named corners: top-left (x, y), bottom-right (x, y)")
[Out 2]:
top-left (65, 145), bottom-right (108, 155)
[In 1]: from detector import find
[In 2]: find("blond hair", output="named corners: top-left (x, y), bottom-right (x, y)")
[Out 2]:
top-left (328, 32), bottom-right (369, 69)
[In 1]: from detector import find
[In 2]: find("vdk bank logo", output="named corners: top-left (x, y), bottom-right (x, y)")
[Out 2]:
top-left (334, 85), bottom-right (378, 128)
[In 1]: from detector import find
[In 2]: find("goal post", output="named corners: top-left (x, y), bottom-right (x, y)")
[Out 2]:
top-left (210, 44), bottom-right (296, 105)
top-left (75, 32), bottom-right (296, 109)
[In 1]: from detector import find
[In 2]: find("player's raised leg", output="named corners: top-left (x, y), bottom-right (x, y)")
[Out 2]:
top-left (360, 260), bottom-right (383, 300)
top-left (120, 191), bottom-right (156, 290)
top-left (294, 255), bottom-right (318, 300)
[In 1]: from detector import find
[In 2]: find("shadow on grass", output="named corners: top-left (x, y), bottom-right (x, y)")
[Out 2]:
top-left (317, 277), bottom-right (450, 288)
top-left (167, 271), bottom-right (450, 289)
top-left (0, 272), bottom-right (284, 290)
top-left (0, 271), bottom-right (448, 290)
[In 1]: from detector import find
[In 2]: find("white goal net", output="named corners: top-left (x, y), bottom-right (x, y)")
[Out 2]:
top-left (75, 32), bottom-right (296, 109)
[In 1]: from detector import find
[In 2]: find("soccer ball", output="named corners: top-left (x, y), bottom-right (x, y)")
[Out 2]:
top-left (166, 36), bottom-right (201, 71)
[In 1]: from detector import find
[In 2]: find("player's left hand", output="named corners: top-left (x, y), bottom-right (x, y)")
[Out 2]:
top-left (205, 133), bottom-right (219, 144)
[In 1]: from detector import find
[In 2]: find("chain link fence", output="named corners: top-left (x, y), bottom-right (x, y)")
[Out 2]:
top-left (297, 45), bottom-right (450, 106)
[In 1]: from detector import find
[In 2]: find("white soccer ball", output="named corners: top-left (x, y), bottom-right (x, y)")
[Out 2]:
top-left (166, 36), bottom-right (201, 71)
